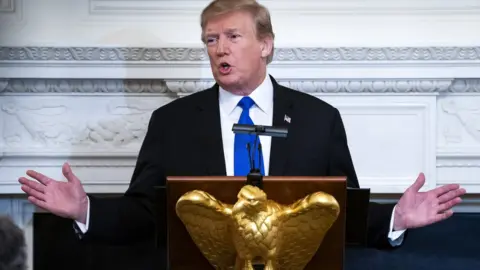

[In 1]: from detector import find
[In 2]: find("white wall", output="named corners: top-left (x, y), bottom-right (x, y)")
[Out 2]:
top-left (1, 0), bottom-right (480, 269)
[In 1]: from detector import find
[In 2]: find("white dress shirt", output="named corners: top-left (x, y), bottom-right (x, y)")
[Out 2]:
top-left (76, 74), bottom-right (406, 246)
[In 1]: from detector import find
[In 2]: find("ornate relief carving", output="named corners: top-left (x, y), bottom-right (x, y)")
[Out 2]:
top-left (1, 46), bottom-right (479, 62)
top-left (441, 98), bottom-right (480, 143)
top-left (1, 100), bottom-right (161, 149)
top-left (165, 80), bottom-right (215, 93)
top-left (3, 78), bottom-right (478, 93)
top-left (0, 79), bottom-right (168, 93)
top-left (0, 47), bottom-right (208, 61)
top-left (279, 79), bottom-right (452, 93)
top-left (448, 79), bottom-right (480, 93)
top-left (274, 47), bottom-right (480, 61)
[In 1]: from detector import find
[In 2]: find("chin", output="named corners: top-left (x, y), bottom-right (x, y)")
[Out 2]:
top-left (216, 76), bottom-right (241, 91)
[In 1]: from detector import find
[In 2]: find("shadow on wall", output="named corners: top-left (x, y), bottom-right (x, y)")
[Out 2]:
top-left (0, 215), bottom-right (27, 270)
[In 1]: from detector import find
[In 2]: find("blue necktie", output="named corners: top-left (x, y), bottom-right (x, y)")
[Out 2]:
top-left (234, 97), bottom-right (265, 176)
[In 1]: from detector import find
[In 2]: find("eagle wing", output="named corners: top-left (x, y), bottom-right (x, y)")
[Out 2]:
top-left (175, 190), bottom-right (237, 270)
top-left (276, 191), bottom-right (340, 270)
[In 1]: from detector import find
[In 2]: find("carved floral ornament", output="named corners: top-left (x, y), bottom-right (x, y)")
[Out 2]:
top-left (1, 47), bottom-right (479, 61)
top-left (1, 78), bottom-right (480, 93)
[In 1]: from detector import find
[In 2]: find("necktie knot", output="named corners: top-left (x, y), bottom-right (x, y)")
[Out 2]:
top-left (238, 97), bottom-right (255, 111)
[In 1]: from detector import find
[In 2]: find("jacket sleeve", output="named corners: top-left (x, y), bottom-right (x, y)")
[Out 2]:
top-left (78, 110), bottom-right (166, 245)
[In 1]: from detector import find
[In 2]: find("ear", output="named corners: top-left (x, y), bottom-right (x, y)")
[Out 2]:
top-left (260, 36), bottom-right (273, 58)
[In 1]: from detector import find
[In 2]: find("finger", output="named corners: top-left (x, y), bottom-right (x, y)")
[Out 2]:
top-left (432, 184), bottom-right (461, 197)
top-left (25, 170), bottom-right (52, 186)
top-left (408, 173), bottom-right (425, 192)
top-left (432, 210), bottom-right (454, 224)
top-left (438, 188), bottom-right (466, 204)
top-left (28, 196), bottom-right (50, 212)
top-left (437, 197), bottom-right (462, 213)
top-left (62, 163), bottom-right (79, 183)
top-left (18, 177), bottom-right (46, 193)
top-left (21, 185), bottom-right (46, 202)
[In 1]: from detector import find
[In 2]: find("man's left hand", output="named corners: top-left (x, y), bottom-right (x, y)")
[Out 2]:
top-left (393, 172), bottom-right (466, 231)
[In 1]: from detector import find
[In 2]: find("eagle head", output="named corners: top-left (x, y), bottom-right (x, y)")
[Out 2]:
top-left (233, 185), bottom-right (268, 214)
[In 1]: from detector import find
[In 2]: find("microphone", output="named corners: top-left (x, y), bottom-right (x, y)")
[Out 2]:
top-left (232, 124), bottom-right (289, 189)
top-left (232, 124), bottom-right (288, 138)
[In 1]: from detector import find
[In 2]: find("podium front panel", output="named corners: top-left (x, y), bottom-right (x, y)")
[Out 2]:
top-left (165, 176), bottom-right (346, 270)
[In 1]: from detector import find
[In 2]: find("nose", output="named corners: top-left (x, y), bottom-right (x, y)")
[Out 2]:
top-left (216, 37), bottom-right (228, 56)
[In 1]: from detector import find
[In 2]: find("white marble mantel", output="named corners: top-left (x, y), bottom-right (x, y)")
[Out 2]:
top-left (1, 49), bottom-right (480, 196)
top-left (1, 1), bottom-right (480, 268)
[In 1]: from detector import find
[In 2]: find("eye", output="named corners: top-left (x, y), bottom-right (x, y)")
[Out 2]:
top-left (206, 37), bottom-right (217, 44)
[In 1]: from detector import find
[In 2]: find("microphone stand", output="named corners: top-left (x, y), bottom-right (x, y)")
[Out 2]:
top-left (247, 135), bottom-right (264, 270)
top-left (246, 134), bottom-right (263, 189)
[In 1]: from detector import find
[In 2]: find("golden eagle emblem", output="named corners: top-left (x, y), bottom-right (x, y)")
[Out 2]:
top-left (175, 185), bottom-right (340, 270)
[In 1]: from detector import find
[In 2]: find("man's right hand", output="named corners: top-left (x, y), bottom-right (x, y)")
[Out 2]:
top-left (18, 162), bottom-right (89, 224)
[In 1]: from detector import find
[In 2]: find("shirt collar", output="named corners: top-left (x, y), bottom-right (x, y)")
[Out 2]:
top-left (218, 74), bottom-right (273, 115)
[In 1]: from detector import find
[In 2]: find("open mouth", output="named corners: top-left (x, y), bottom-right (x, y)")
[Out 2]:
top-left (219, 62), bottom-right (232, 74)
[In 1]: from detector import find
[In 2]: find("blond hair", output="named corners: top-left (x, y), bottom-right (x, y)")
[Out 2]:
top-left (200, 0), bottom-right (275, 64)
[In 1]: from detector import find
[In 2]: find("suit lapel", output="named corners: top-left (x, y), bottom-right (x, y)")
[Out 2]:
top-left (194, 86), bottom-right (227, 176)
top-left (269, 76), bottom-right (294, 176)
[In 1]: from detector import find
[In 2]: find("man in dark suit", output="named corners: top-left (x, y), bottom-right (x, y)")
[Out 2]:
top-left (19, 0), bottom-right (465, 253)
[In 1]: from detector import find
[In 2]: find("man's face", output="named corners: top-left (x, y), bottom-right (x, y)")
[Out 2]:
top-left (204, 11), bottom-right (272, 95)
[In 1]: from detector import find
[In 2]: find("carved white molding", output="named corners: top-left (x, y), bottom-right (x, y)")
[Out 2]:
top-left (437, 96), bottom-right (480, 161)
top-left (2, 78), bottom-right (480, 93)
top-left (2, 47), bottom-right (479, 61)
top-left (0, 96), bottom-right (175, 154)
top-left (1, 47), bottom-right (480, 79)
top-left (0, 79), bottom-right (170, 93)
top-left (0, 0), bottom-right (14, 12)
top-left (436, 95), bottom-right (480, 193)
top-left (88, 0), bottom-right (480, 15)
top-left (0, 0), bottom-right (24, 28)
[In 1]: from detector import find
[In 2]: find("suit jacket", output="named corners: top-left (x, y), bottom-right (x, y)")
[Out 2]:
top-left (84, 75), bottom-right (397, 250)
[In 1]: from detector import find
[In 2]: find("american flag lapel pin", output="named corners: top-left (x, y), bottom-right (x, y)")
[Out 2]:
top-left (284, 114), bottom-right (291, 123)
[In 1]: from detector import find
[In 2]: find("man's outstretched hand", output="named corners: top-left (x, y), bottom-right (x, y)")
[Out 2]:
top-left (393, 172), bottom-right (466, 231)
top-left (18, 163), bottom-right (89, 224)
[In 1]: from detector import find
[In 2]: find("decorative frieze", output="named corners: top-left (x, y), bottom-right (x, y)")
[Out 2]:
top-left (2, 78), bottom-right (480, 93)
top-left (1, 46), bottom-right (479, 62)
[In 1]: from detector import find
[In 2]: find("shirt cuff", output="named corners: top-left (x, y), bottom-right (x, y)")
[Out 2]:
top-left (388, 205), bottom-right (406, 246)
top-left (74, 196), bottom-right (90, 234)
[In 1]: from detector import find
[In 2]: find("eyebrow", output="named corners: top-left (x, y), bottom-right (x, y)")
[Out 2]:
top-left (224, 28), bottom-right (240, 34)
top-left (206, 28), bottom-right (241, 36)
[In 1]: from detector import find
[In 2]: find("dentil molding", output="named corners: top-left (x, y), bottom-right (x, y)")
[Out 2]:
top-left (1, 78), bottom-right (480, 93)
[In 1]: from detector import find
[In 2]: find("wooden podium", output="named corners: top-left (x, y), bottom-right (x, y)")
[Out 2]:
top-left (164, 176), bottom-right (347, 270)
